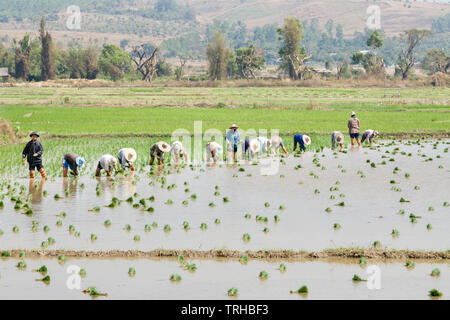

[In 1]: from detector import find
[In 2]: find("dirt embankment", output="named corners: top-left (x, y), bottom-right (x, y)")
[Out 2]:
top-left (4, 248), bottom-right (450, 261)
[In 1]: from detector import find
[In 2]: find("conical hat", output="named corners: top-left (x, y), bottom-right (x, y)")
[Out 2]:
top-left (249, 139), bottom-right (260, 153)
top-left (157, 141), bottom-right (171, 153)
top-left (124, 148), bottom-right (137, 162)
top-left (302, 135), bottom-right (311, 145)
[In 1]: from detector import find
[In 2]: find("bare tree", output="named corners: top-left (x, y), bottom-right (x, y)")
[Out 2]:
top-left (131, 44), bottom-right (159, 81)
top-left (396, 29), bottom-right (432, 80)
top-left (175, 57), bottom-right (187, 81)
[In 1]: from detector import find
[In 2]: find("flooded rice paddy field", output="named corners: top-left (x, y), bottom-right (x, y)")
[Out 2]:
top-left (0, 257), bottom-right (448, 299)
top-left (0, 139), bottom-right (449, 252)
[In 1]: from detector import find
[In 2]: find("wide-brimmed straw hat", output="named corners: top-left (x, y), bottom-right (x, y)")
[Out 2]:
top-left (124, 148), bottom-right (137, 162)
top-left (76, 157), bottom-right (85, 168)
top-left (302, 135), bottom-right (311, 146)
top-left (249, 139), bottom-right (260, 153)
top-left (335, 135), bottom-right (343, 143)
top-left (229, 124), bottom-right (239, 129)
top-left (157, 141), bottom-right (171, 153)
top-left (29, 131), bottom-right (39, 137)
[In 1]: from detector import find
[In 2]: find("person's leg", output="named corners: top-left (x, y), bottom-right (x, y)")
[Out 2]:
top-left (149, 155), bottom-right (155, 166)
top-left (35, 162), bottom-right (46, 179)
top-left (106, 170), bottom-right (112, 177)
top-left (29, 170), bottom-right (35, 179)
top-left (63, 167), bottom-right (68, 177)
top-left (95, 161), bottom-right (102, 177)
top-left (351, 134), bottom-right (355, 146)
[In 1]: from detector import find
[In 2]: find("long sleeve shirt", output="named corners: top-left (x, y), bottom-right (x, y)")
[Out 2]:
top-left (225, 130), bottom-right (240, 147)
top-left (22, 140), bottom-right (44, 163)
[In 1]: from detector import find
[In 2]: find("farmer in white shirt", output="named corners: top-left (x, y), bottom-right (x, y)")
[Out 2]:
top-left (270, 136), bottom-right (288, 155)
top-left (170, 141), bottom-right (189, 164)
top-left (361, 129), bottom-right (379, 145)
top-left (206, 141), bottom-right (223, 163)
top-left (95, 154), bottom-right (118, 177)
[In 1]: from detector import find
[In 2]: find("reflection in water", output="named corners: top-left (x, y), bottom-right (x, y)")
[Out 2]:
top-left (62, 177), bottom-right (79, 199)
top-left (28, 179), bottom-right (45, 204)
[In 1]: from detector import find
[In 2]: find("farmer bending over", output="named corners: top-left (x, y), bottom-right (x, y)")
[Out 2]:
top-left (226, 124), bottom-right (240, 161)
top-left (170, 141), bottom-right (189, 164)
top-left (62, 153), bottom-right (85, 177)
top-left (331, 131), bottom-right (345, 151)
top-left (22, 132), bottom-right (46, 179)
top-left (361, 129), bottom-right (379, 145)
top-left (150, 141), bottom-right (171, 166)
top-left (95, 154), bottom-right (118, 177)
top-left (206, 141), bottom-right (223, 163)
top-left (293, 134), bottom-right (311, 152)
top-left (270, 136), bottom-right (288, 155)
top-left (348, 112), bottom-right (361, 147)
top-left (118, 148), bottom-right (137, 171)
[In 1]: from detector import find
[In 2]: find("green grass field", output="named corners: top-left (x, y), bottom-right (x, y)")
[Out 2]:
top-left (0, 85), bottom-right (449, 178)
top-left (1, 86), bottom-right (449, 137)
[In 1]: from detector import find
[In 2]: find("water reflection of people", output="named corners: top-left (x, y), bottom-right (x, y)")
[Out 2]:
top-left (62, 177), bottom-right (78, 198)
top-left (28, 179), bottom-right (45, 204)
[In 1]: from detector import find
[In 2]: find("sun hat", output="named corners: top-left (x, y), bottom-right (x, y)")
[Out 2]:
top-left (29, 131), bottom-right (39, 137)
top-left (302, 135), bottom-right (311, 146)
top-left (157, 141), bottom-right (171, 153)
top-left (351, 111), bottom-right (356, 117)
top-left (249, 139), bottom-right (260, 154)
top-left (229, 124), bottom-right (239, 129)
top-left (124, 148), bottom-right (137, 163)
top-left (76, 157), bottom-right (85, 168)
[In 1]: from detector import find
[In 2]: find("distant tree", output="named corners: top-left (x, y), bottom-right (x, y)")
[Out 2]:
top-left (396, 29), bottom-right (432, 79)
top-left (130, 44), bottom-right (158, 81)
top-left (13, 34), bottom-right (31, 79)
top-left (336, 59), bottom-right (352, 79)
top-left (155, 0), bottom-right (177, 12)
top-left (235, 44), bottom-right (265, 79)
top-left (366, 30), bottom-right (383, 52)
top-left (84, 46), bottom-right (99, 80)
top-left (206, 31), bottom-right (230, 80)
top-left (39, 18), bottom-right (56, 81)
top-left (174, 57), bottom-right (187, 80)
top-left (422, 49), bottom-right (449, 74)
top-left (156, 59), bottom-right (173, 77)
top-left (99, 44), bottom-right (131, 80)
top-left (120, 39), bottom-right (129, 50)
top-left (0, 42), bottom-right (14, 72)
top-left (277, 17), bottom-right (311, 80)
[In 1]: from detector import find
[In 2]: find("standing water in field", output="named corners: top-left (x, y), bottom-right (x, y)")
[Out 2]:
top-left (0, 140), bottom-right (449, 252)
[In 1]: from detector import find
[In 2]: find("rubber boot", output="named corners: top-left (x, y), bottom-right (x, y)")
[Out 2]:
top-left (39, 168), bottom-right (47, 179)
top-left (29, 170), bottom-right (35, 179)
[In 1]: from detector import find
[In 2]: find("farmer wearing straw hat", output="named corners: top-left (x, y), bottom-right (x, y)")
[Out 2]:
top-left (206, 141), bottom-right (223, 163)
top-left (361, 129), bottom-right (379, 146)
top-left (150, 141), bottom-right (171, 166)
top-left (62, 153), bottom-right (85, 177)
top-left (225, 124), bottom-right (241, 161)
top-left (348, 112), bottom-right (361, 147)
top-left (331, 131), bottom-right (345, 151)
top-left (245, 137), bottom-right (271, 160)
top-left (118, 148), bottom-right (137, 171)
top-left (95, 154), bottom-right (118, 177)
top-left (293, 134), bottom-right (311, 152)
top-left (170, 141), bottom-right (189, 164)
top-left (22, 132), bottom-right (46, 179)
top-left (270, 136), bottom-right (288, 155)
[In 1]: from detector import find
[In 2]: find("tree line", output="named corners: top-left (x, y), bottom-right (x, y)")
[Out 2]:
top-left (0, 17), bottom-right (448, 82)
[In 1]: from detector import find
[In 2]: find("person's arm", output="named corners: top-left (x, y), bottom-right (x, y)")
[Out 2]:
top-left (22, 142), bottom-right (30, 159)
top-left (348, 120), bottom-right (351, 130)
top-left (37, 142), bottom-right (44, 156)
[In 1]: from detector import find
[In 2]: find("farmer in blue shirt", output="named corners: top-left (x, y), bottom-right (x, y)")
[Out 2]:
top-left (293, 134), bottom-right (311, 152)
top-left (225, 124), bottom-right (240, 161)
